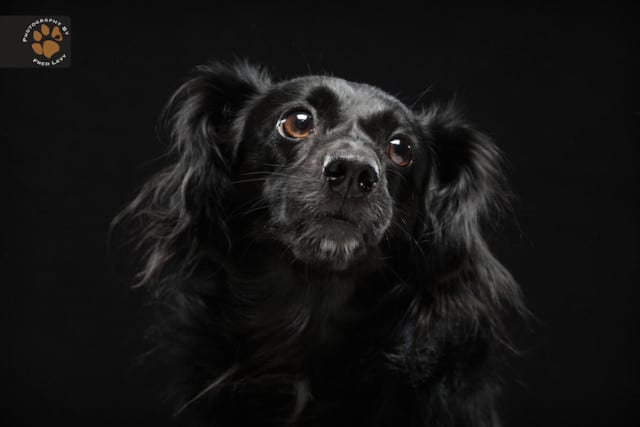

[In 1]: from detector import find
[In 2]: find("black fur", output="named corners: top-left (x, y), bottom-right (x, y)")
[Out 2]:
top-left (113, 61), bottom-right (525, 426)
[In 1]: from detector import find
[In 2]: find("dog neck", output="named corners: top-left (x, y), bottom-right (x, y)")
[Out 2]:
top-left (223, 234), bottom-right (386, 346)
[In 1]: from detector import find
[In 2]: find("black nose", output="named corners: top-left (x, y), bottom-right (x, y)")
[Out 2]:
top-left (323, 156), bottom-right (379, 197)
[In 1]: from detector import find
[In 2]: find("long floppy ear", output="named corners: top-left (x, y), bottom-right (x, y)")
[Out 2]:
top-left (113, 62), bottom-right (271, 289)
top-left (420, 104), bottom-right (524, 335)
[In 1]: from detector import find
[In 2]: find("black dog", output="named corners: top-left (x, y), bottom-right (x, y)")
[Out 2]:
top-left (115, 62), bottom-right (524, 426)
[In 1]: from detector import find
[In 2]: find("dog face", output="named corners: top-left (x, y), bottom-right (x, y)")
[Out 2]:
top-left (232, 77), bottom-right (428, 270)
top-left (125, 62), bottom-right (509, 288)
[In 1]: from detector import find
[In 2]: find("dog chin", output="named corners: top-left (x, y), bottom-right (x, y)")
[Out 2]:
top-left (289, 220), bottom-right (368, 271)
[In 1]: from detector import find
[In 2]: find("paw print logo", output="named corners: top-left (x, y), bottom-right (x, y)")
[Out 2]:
top-left (31, 24), bottom-right (64, 59)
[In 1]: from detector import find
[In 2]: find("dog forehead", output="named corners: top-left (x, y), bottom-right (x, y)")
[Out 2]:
top-left (279, 76), bottom-right (408, 117)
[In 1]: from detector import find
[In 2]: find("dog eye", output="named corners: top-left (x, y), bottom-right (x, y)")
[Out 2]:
top-left (277, 110), bottom-right (314, 139)
top-left (387, 137), bottom-right (413, 167)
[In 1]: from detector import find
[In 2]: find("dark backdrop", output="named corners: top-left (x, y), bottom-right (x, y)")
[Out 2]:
top-left (1, 2), bottom-right (638, 426)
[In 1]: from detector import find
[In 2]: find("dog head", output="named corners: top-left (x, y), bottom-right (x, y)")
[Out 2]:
top-left (233, 75), bottom-right (429, 270)
top-left (120, 62), bottom-right (508, 283)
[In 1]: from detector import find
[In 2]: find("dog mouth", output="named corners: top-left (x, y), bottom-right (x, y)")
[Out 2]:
top-left (284, 210), bottom-right (367, 270)
top-left (319, 211), bottom-right (357, 227)
top-left (314, 210), bottom-right (365, 238)
top-left (276, 190), bottom-right (393, 270)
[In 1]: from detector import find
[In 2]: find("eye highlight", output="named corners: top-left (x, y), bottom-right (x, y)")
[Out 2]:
top-left (387, 136), bottom-right (413, 167)
top-left (277, 109), bottom-right (315, 139)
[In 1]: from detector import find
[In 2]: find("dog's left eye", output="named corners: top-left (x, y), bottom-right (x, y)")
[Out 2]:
top-left (388, 136), bottom-right (413, 167)
top-left (277, 110), bottom-right (315, 139)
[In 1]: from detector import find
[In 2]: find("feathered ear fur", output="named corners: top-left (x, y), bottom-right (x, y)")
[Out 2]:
top-left (419, 104), bottom-right (524, 340)
top-left (112, 62), bottom-right (271, 289)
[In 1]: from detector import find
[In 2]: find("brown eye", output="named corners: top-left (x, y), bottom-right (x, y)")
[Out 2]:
top-left (277, 110), bottom-right (314, 139)
top-left (387, 137), bottom-right (413, 167)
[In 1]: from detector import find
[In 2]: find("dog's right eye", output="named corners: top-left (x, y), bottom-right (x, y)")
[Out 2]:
top-left (277, 110), bottom-right (315, 140)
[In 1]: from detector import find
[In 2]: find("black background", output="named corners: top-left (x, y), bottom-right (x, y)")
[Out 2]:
top-left (1, 2), bottom-right (638, 426)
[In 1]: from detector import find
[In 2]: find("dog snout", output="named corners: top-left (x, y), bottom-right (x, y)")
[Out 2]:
top-left (323, 154), bottom-right (379, 197)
